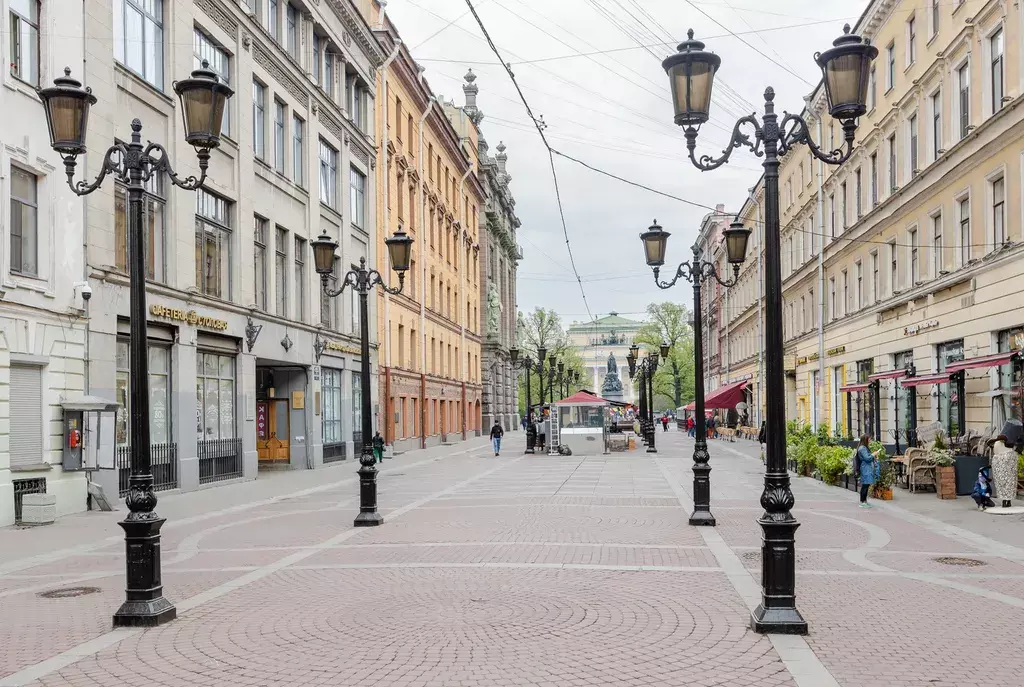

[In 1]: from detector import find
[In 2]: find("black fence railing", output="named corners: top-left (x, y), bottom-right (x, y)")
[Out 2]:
top-left (117, 443), bottom-right (179, 496)
top-left (199, 438), bottom-right (243, 484)
top-left (323, 442), bottom-right (346, 463)
top-left (13, 478), bottom-right (46, 524)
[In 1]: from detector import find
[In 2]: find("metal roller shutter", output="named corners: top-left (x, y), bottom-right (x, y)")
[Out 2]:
top-left (9, 365), bottom-right (43, 468)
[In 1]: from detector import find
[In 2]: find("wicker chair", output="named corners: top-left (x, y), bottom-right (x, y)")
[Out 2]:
top-left (907, 447), bottom-right (936, 493)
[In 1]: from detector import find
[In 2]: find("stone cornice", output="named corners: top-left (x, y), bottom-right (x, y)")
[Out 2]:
top-left (324, 0), bottom-right (384, 67)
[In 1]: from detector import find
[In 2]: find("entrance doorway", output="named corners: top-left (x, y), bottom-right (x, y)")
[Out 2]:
top-left (257, 398), bottom-right (290, 465)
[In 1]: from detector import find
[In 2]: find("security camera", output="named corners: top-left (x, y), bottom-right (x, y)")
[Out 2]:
top-left (73, 281), bottom-right (92, 302)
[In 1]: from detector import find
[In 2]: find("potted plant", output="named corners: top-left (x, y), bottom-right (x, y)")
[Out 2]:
top-left (932, 435), bottom-right (956, 499)
top-left (818, 446), bottom-right (849, 486)
top-left (873, 459), bottom-right (895, 500)
top-left (796, 435), bottom-right (818, 477)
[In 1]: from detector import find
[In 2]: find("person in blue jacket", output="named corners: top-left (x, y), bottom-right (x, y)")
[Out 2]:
top-left (854, 434), bottom-right (879, 508)
top-left (971, 466), bottom-right (996, 511)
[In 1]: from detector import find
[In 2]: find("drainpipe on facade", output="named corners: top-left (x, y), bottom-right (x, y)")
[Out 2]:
top-left (375, 38), bottom-right (402, 445)
top-left (418, 91), bottom-right (437, 449)
top-left (816, 112), bottom-right (826, 432)
top-left (748, 187), bottom-right (763, 428)
top-left (458, 165), bottom-right (472, 439)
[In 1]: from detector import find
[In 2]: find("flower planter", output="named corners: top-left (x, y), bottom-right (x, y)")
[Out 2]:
top-left (935, 465), bottom-right (957, 500)
top-left (872, 486), bottom-right (893, 500)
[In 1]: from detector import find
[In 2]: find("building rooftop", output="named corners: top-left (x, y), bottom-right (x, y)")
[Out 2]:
top-left (568, 312), bottom-right (643, 332)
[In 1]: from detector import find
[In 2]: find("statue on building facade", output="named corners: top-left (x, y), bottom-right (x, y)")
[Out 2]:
top-left (486, 280), bottom-right (502, 338)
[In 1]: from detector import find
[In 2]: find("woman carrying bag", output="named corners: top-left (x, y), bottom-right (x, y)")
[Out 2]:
top-left (854, 434), bottom-right (880, 509)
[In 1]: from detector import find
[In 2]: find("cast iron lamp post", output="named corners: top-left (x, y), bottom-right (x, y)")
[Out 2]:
top-left (548, 361), bottom-right (557, 404)
top-left (629, 351), bottom-right (659, 453)
top-left (641, 220), bottom-right (750, 527)
top-left (508, 347), bottom-right (536, 453)
top-left (312, 228), bottom-right (414, 527)
top-left (37, 64), bottom-right (232, 627)
top-left (653, 25), bottom-right (876, 635)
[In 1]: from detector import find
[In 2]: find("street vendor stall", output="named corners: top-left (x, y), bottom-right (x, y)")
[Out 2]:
top-left (554, 391), bottom-right (609, 455)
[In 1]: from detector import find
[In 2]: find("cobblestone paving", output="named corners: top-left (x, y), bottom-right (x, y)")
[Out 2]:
top-left (2, 431), bottom-right (1024, 686)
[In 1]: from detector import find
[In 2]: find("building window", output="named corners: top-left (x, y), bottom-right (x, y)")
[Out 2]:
top-left (286, 3), bottom-right (298, 58)
top-left (312, 33), bottom-right (321, 84)
top-left (323, 49), bottom-right (334, 97)
top-left (990, 29), bottom-right (1004, 114)
top-left (936, 339), bottom-right (964, 435)
top-left (194, 29), bottom-right (231, 137)
top-left (829, 194), bottom-right (835, 237)
top-left (932, 213), bottom-right (944, 277)
top-left (197, 352), bottom-right (236, 441)
top-left (854, 168), bottom-right (862, 219)
top-left (871, 251), bottom-right (879, 303)
top-left (268, 0), bottom-right (278, 39)
top-left (930, 91), bottom-right (941, 159)
top-left (351, 371), bottom-right (362, 446)
top-left (840, 181), bottom-right (848, 228)
top-left (350, 81), bottom-right (367, 132)
top-left (889, 239), bottom-right (898, 293)
top-left (997, 328), bottom-right (1024, 422)
top-left (322, 368), bottom-right (343, 446)
top-left (273, 99), bottom-right (286, 174)
top-left (115, 341), bottom-right (172, 446)
top-left (888, 133), bottom-right (897, 192)
top-left (114, 0), bottom-right (163, 88)
top-left (292, 115), bottom-right (304, 187)
top-left (319, 139), bottom-right (338, 208)
top-left (195, 188), bottom-right (231, 300)
top-left (828, 277), bottom-right (836, 320)
top-left (841, 270), bottom-right (849, 316)
top-left (253, 216), bottom-right (267, 311)
top-left (992, 176), bottom-right (1005, 247)
top-left (869, 153), bottom-right (878, 206)
top-left (957, 61), bottom-right (970, 140)
top-left (855, 261), bottom-right (863, 309)
top-left (275, 227), bottom-right (287, 316)
top-left (908, 113), bottom-right (918, 176)
top-left (909, 227), bottom-right (919, 284)
top-left (958, 196), bottom-right (971, 265)
top-left (930, 0), bottom-right (939, 36)
top-left (114, 175), bottom-right (166, 282)
top-left (9, 166), bottom-right (38, 277)
top-left (868, 66), bottom-right (876, 110)
top-left (294, 236), bottom-right (305, 322)
top-left (350, 167), bottom-right (366, 229)
top-left (252, 80), bottom-right (266, 159)
top-left (907, 15), bottom-right (916, 65)
top-left (9, 0), bottom-right (40, 85)
top-left (886, 42), bottom-right (895, 90)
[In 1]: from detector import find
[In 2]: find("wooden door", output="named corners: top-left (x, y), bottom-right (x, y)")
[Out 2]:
top-left (257, 399), bottom-right (291, 464)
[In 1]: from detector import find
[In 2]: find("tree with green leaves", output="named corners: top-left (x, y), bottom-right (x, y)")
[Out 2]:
top-left (634, 302), bottom-right (695, 410)
top-left (515, 308), bottom-right (587, 414)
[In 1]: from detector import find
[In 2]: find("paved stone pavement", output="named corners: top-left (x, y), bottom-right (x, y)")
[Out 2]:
top-left (2, 430), bottom-right (1024, 686)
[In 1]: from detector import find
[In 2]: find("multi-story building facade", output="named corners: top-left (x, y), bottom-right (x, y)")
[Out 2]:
top-left (0, 0), bottom-right (90, 525)
top-left (75, 0), bottom-right (385, 502)
top-left (567, 313), bottom-right (641, 403)
top-left (370, 7), bottom-right (486, 451)
top-left (721, 0), bottom-right (1024, 441)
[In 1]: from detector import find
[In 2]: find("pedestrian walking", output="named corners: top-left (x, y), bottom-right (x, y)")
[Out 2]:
top-left (372, 431), bottom-right (385, 464)
top-left (490, 420), bottom-right (504, 456)
top-left (521, 415), bottom-right (528, 431)
top-left (707, 416), bottom-right (716, 440)
top-left (661, 415), bottom-right (669, 432)
top-left (758, 421), bottom-right (766, 464)
top-left (854, 434), bottom-right (880, 508)
top-left (687, 416), bottom-right (694, 437)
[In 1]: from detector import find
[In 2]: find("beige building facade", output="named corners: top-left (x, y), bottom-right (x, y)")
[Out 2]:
top-left (720, 0), bottom-right (1024, 441)
top-left (368, 3), bottom-right (486, 451)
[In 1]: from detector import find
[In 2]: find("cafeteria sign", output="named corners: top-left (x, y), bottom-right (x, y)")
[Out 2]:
top-left (325, 340), bottom-right (360, 356)
top-left (904, 319), bottom-right (939, 336)
top-left (150, 305), bottom-right (229, 331)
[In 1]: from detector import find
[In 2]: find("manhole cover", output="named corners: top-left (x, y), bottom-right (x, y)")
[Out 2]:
top-left (933, 556), bottom-right (986, 567)
top-left (37, 586), bottom-right (101, 599)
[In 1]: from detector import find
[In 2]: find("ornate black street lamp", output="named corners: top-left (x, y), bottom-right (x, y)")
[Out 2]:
top-left (509, 347), bottom-right (536, 453)
top-left (630, 352), bottom-right (659, 453)
top-left (548, 361), bottom-right (557, 404)
top-left (313, 228), bottom-right (413, 527)
top-left (38, 64), bottom-right (232, 628)
top-left (643, 220), bottom-right (749, 527)
top-left (536, 346), bottom-right (547, 416)
top-left (655, 25), bottom-right (876, 635)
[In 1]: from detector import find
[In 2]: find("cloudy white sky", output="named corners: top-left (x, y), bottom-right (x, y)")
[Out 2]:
top-left (385, 0), bottom-right (868, 326)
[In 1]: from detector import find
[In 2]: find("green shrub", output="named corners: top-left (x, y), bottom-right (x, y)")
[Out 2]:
top-left (818, 447), bottom-right (851, 485)
top-left (795, 435), bottom-right (819, 474)
top-left (869, 440), bottom-right (887, 461)
top-left (816, 424), bottom-right (833, 447)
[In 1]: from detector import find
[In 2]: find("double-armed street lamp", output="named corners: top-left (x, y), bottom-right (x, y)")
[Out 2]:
top-left (312, 228), bottom-right (414, 527)
top-left (647, 24), bottom-right (877, 635)
top-left (627, 345), bottom-right (659, 453)
top-left (642, 220), bottom-right (750, 528)
top-left (508, 347), bottom-right (537, 453)
top-left (38, 64), bottom-right (233, 627)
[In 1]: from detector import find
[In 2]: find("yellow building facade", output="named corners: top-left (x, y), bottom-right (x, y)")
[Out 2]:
top-left (720, 0), bottom-right (1024, 442)
top-left (367, 6), bottom-right (486, 450)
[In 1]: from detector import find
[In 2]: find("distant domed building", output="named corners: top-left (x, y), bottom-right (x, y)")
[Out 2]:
top-left (566, 312), bottom-right (642, 403)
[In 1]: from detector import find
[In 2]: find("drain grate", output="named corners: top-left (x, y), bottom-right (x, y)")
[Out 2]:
top-left (37, 586), bottom-right (101, 599)
top-left (933, 556), bottom-right (986, 567)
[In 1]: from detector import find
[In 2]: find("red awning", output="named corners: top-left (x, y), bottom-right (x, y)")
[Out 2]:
top-left (900, 373), bottom-right (951, 388)
top-left (702, 380), bottom-right (749, 410)
top-left (839, 383), bottom-right (871, 393)
top-left (867, 369), bottom-right (908, 382)
top-left (556, 390), bottom-right (609, 406)
top-left (945, 351), bottom-right (1019, 374)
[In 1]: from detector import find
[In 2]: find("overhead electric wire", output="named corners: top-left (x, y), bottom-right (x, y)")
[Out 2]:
top-left (462, 0), bottom-right (596, 322)
top-left (410, 1), bottom-right (491, 49)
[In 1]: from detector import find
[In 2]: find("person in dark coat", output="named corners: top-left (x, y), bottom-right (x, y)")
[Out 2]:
top-left (372, 432), bottom-right (385, 464)
top-left (489, 421), bottom-right (504, 456)
top-left (854, 434), bottom-right (879, 508)
top-left (972, 466), bottom-right (996, 510)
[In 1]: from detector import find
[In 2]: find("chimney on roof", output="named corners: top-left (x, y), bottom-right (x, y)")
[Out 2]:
top-left (716, 203), bottom-right (725, 214)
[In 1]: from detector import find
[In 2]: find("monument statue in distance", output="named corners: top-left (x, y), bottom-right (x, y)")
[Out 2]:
top-left (601, 352), bottom-right (624, 402)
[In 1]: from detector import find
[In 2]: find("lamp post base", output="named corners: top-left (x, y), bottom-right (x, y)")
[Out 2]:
top-left (112, 516), bottom-right (176, 628)
top-left (354, 511), bottom-right (384, 527)
top-left (354, 462), bottom-right (383, 527)
top-left (750, 604), bottom-right (808, 635)
top-left (646, 445), bottom-right (657, 453)
top-left (688, 510), bottom-right (716, 526)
